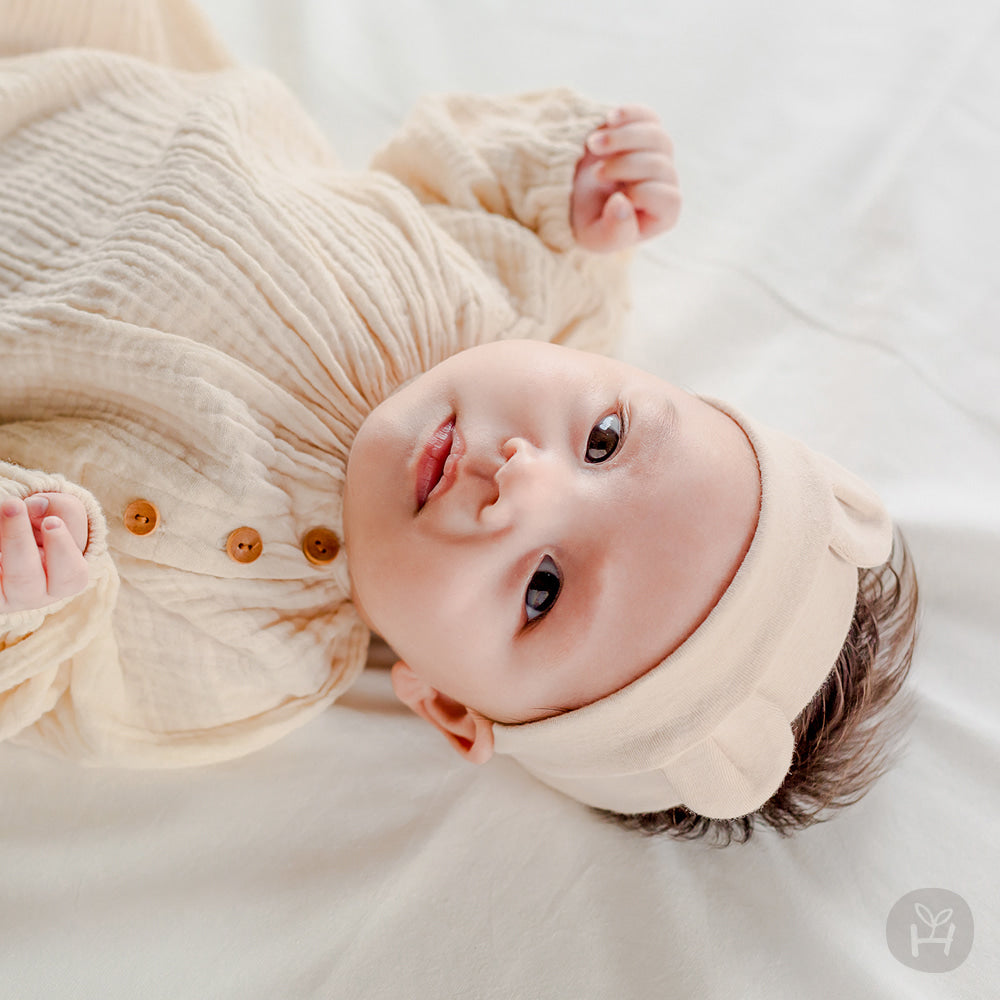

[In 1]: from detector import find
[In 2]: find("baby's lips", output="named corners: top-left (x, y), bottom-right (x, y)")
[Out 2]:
top-left (415, 415), bottom-right (456, 511)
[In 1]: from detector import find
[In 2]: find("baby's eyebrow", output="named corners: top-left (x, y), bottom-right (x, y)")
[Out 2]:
top-left (620, 392), bottom-right (677, 490)
top-left (646, 393), bottom-right (679, 449)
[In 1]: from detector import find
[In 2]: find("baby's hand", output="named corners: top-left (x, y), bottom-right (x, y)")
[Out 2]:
top-left (571, 105), bottom-right (681, 253)
top-left (0, 494), bottom-right (90, 614)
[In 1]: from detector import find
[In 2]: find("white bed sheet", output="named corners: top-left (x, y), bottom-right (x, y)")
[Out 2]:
top-left (2, 1), bottom-right (998, 997)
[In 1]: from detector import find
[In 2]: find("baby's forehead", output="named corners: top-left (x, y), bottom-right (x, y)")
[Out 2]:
top-left (451, 339), bottom-right (644, 385)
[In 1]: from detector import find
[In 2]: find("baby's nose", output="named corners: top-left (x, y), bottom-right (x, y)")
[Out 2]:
top-left (480, 437), bottom-right (568, 532)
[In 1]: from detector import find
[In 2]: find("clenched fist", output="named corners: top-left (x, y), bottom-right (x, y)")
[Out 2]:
top-left (571, 104), bottom-right (681, 253)
top-left (0, 493), bottom-right (90, 614)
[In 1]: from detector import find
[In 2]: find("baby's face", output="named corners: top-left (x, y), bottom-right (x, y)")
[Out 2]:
top-left (343, 339), bottom-right (760, 724)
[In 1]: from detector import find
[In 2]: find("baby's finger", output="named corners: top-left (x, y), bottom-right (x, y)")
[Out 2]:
top-left (596, 150), bottom-right (675, 186)
top-left (587, 191), bottom-right (640, 252)
top-left (626, 179), bottom-right (682, 234)
top-left (605, 104), bottom-right (661, 128)
top-left (587, 121), bottom-right (673, 158)
top-left (39, 516), bottom-right (90, 600)
top-left (0, 498), bottom-right (47, 602)
top-left (25, 492), bottom-right (88, 554)
top-left (24, 494), bottom-right (51, 550)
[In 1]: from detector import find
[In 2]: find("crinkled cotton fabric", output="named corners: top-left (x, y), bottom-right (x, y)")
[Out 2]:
top-left (0, 0), bottom-right (628, 765)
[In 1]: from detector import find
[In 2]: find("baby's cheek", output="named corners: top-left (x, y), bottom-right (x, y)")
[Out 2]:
top-left (408, 563), bottom-right (486, 650)
top-left (351, 543), bottom-right (431, 644)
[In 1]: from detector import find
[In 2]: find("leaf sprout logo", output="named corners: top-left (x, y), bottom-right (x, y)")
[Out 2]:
top-left (885, 888), bottom-right (974, 973)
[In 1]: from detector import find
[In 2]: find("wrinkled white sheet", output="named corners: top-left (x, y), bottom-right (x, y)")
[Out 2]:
top-left (1, 1), bottom-right (997, 997)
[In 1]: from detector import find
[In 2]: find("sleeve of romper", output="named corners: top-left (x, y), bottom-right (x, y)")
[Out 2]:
top-left (0, 461), bottom-right (120, 745)
top-left (370, 88), bottom-right (633, 356)
top-left (0, 0), bottom-right (234, 70)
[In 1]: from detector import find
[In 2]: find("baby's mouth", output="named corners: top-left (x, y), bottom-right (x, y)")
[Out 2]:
top-left (415, 415), bottom-right (456, 511)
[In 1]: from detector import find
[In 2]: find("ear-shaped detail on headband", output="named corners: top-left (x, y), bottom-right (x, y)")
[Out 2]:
top-left (814, 451), bottom-right (894, 569)
top-left (664, 694), bottom-right (794, 820)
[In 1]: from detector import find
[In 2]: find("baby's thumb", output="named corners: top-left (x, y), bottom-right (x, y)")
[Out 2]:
top-left (594, 192), bottom-right (639, 251)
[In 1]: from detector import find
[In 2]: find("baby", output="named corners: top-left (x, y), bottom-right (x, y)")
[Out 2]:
top-left (0, 0), bottom-right (917, 845)
top-left (342, 338), bottom-right (920, 844)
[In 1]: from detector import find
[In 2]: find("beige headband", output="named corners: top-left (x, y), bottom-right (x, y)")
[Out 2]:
top-left (491, 397), bottom-right (893, 819)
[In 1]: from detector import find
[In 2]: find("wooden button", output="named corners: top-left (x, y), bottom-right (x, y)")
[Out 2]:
top-left (124, 500), bottom-right (159, 536)
top-left (302, 527), bottom-right (340, 565)
top-left (226, 526), bottom-right (262, 563)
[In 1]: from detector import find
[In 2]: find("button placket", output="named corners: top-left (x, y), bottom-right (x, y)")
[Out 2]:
top-left (122, 504), bottom-right (340, 570)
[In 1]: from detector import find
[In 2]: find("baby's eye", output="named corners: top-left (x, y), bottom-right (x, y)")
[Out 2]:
top-left (586, 411), bottom-right (623, 463)
top-left (525, 555), bottom-right (561, 623)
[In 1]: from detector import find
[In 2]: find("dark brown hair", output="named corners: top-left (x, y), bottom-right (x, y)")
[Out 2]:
top-left (596, 525), bottom-right (920, 847)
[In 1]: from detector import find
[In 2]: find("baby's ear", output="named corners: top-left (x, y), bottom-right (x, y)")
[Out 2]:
top-left (390, 661), bottom-right (494, 764)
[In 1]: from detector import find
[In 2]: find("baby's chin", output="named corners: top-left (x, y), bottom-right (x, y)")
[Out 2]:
top-left (347, 372), bottom-right (421, 479)
top-left (343, 371), bottom-right (432, 616)
top-left (341, 480), bottom-right (385, 640)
